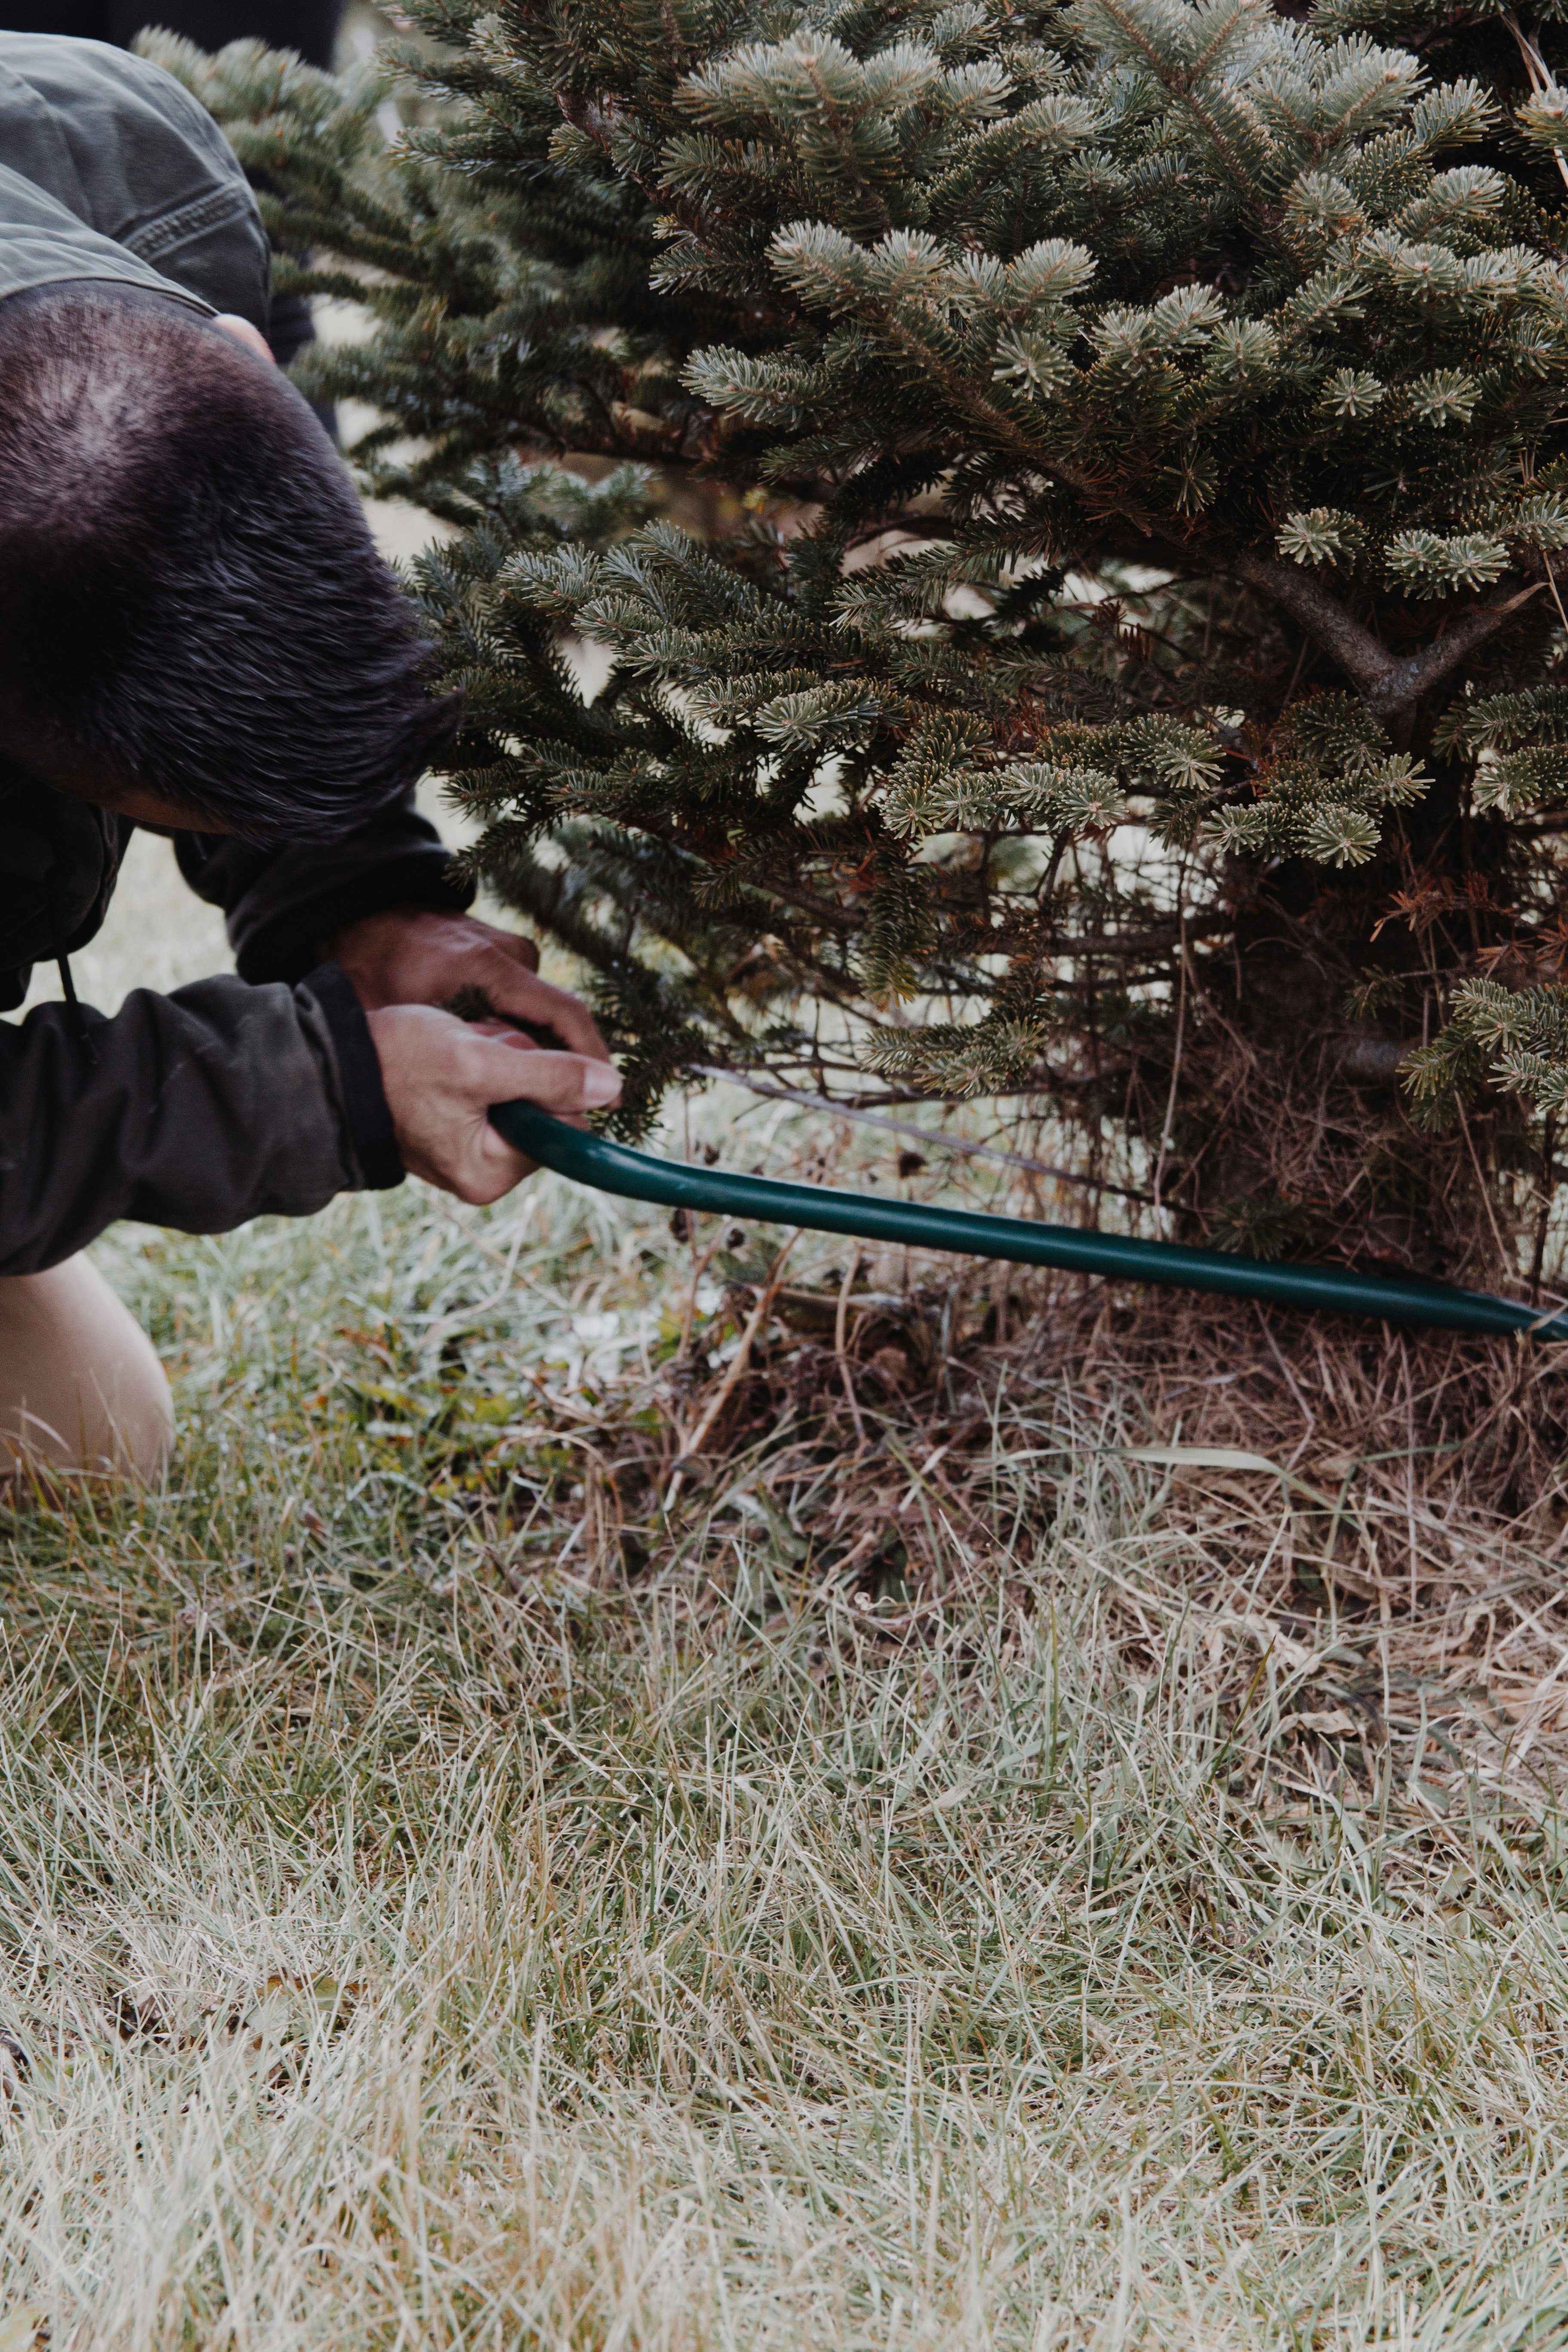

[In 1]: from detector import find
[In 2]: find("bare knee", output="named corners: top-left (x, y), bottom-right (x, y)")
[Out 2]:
top-left (0, 1255), bottom-right (174, 1481)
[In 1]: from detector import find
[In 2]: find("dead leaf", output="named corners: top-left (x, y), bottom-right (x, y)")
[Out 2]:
top-left (1120, 1446), bottom-right (1336, 1509)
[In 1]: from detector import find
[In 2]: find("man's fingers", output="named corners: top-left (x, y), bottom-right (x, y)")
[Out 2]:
top-left (496, 932), bottom-right (542, 976)
top-left (469, 1037), bottom-right (622, 1114)
top-left (325, 911), bottom-right (606, 1062)
top-left (476, 967), bottom-right (609, 1060)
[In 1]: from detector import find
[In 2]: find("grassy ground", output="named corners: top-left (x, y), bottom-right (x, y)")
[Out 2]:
top-left (0, 1158), bottom-right (1567, 2349)
top-left (9, 792), bottom-right (1568, 2347)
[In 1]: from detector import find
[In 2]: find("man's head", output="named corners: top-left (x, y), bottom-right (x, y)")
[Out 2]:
top-left (0, 285), bottom-right (459, 843)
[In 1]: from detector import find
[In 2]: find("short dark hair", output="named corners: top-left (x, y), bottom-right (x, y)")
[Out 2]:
top-left (0, 285), bottom-right (458, 844)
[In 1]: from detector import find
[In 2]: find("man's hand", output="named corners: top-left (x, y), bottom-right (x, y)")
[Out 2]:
top-left (335, 909), bottom-right (620, 1204)
top-left (368, 1007), bottom-right (622, 1204)
top-left (327, 906), bottom-right (610, 1064)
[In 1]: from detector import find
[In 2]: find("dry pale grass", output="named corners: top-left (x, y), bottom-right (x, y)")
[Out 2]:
top-left (0, 1116), bottom-right (1563, 2347)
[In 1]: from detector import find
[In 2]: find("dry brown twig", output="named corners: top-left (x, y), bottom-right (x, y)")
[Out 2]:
top-left (665, 1236), bottom-right (797, 1510)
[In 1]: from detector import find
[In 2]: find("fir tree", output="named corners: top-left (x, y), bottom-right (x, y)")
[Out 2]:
top-left (147, 0), bottom-right (1568, 1281)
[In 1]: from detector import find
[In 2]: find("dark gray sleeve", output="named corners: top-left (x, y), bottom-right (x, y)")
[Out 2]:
top-left (0, 961), bottom-right (401, 1276)
top-left (175, 793), bottom-right (475, 983)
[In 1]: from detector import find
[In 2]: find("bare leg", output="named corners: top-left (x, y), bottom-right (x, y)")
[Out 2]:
top-left (0, 1257), bottom-right (174, 1480)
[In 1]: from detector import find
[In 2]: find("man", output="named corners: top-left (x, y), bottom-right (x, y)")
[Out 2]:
top-left (0, 31), bottom-right (620, 1476)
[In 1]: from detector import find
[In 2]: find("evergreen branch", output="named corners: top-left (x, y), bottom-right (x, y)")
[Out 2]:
top-left (1076, 0), bottom-right (1267, 215)
top-left (171, 0), bottom-right (1568, 1188)
top-left (802, 56), bottom-right (894, 236)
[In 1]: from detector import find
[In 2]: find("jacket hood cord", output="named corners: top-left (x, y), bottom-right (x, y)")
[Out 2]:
top-left (42, 805), bottom-right (100, 1069)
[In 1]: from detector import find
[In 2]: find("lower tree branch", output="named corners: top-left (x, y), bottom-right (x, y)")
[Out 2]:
top-left (1231, 550), bottom-right (1545, 719)
top-left (1231, 551), bottom-right (1391, 698)
top-left (1361, 581), bottom-right (1545, 717)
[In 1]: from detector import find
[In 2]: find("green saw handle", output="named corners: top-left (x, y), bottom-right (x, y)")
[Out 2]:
top-left (490, 1099), bottom-right (1568, 1341)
